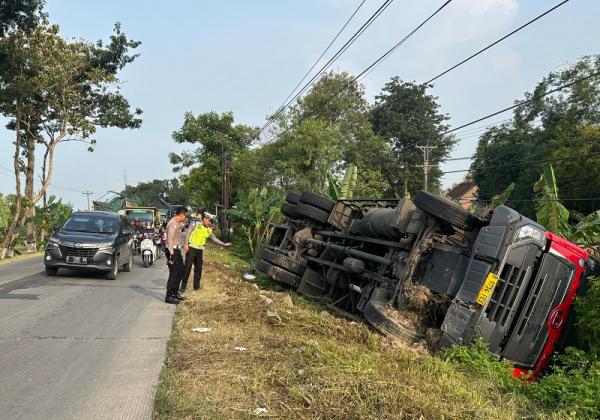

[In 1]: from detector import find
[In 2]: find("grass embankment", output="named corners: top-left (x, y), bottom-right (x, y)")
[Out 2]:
top-left (154, 246), bottom-right (559, 419)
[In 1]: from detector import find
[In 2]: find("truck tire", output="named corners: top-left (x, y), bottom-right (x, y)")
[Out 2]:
top-left (282, 203), bottom-right (299, 219)
top-left (363, 301), bottom-right (422, 342)
top-left (295, 203), bottom-right (330, 225)
top-left (413, 191), bottom-right (481, 231)
top-left (285, 192), bottom-right (300, 204)
top-left (299, 192), bottom-right (335, 212)
top-left (261, 248), bottom-right (306, 276)
top-left (255, 259), bottom-right (272, 274)
top-left (270, 265), bottom-right (302, 288)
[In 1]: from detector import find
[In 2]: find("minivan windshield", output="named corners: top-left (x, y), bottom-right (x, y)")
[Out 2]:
top-left (63, 214), bottom-right (118, 234)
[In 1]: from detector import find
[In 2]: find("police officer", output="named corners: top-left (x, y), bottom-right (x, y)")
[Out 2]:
top-left (165, 206), bottom-right (188, 304)
top-left (180, 211), bottom-right (232, 292)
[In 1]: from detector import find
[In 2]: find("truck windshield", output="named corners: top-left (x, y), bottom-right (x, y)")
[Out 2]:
top-left (63, 215), bottom-right (118, 234)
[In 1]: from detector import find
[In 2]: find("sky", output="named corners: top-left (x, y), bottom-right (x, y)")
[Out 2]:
top-left (1, 0), bottom-right (598, 210)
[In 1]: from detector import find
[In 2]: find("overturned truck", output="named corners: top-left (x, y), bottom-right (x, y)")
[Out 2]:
top-left (257, 191), bottom-right (592, 378)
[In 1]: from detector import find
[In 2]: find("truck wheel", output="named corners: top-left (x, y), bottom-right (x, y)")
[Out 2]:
top-left (363, 301), bottom-right (422, 342)
top-left (261, 248), bottom-right (306, 276)
top-left (285, 192), bottom-right (300, 204)
top-left (45, 266), bottom-right (58, 276)
top-left (255, 259), bottom-right (272, 274)
top-left (295, 203), bottom-right (330, 225)
top-left (270, 265), bottom-right (302, 288)
top-left (282, 203), bottom-right (299, 219)
top-left (299, 192), bottom-right (335, 212)
top-left (413, 191), bottom-right (481, 231)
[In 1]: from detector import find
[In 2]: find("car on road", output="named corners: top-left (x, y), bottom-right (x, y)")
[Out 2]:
top-left (44, 211), bottom-right (134, 280)
top-left (258, 191), bottom-right (595, 379)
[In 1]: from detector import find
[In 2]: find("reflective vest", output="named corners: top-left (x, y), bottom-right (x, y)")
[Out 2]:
top-left (188, 223), bottom-right (212, 249)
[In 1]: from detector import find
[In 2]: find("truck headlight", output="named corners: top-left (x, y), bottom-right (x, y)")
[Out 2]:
top-left (515, 224), bottom-right (545, 245)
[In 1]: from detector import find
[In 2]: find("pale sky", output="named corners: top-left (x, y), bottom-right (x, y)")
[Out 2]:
top-left (1, 0), bottom-right (598, 210)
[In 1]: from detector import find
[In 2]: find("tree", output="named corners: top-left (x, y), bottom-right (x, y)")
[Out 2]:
top-left (371, 78), bottom-right (456, 197)
top-left (227, 188), bottom-right (283, 257)
top-left (123, 179), bottom-right (188, 206)
top-left (170, 111), bottom-right (255, 209)
top-left (0, 0), bottom-right (45, 37)
top-left (472, 56), bottom-right (600, 217)
top-left (263, 72), bottom-right (390, 197)
top-left (0, 22), bottom-right (142, 258)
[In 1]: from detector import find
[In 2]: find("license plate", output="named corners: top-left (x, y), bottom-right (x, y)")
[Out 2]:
top-left (66, 256), bottom-right (87, 264)
top-left (476, 272), bottom-right (499, 306)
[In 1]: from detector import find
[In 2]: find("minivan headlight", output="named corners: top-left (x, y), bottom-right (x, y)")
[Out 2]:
top-left (97, 242), bottom-right (114, 248)
top-left (48, 237), bottom-right (60, 246)
top-left (515, 224), bottom-right (545, 245)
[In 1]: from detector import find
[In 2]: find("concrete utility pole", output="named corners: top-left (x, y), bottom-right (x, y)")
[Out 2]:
top-left (416, 145), bottom-right (436, 192)
top-left (82, 191), bottom-right (94, 210)
top-left (220, 138), bottom-right (229, 242)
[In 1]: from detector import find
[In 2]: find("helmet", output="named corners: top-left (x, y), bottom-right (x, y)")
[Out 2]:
top-left (203, 211), bottom-right (217, 221)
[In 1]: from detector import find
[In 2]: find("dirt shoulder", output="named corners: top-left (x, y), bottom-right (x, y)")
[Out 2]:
top-left (154, 247), bottom-right (539, 419)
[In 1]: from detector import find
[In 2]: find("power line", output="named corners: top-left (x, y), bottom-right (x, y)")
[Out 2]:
top-left (444, 71), bottom-right (600, 135)
top-left (425, 0), bottom-right (571, 85)
top-left (260, 0), bottom-right (394, 136)
top-left (442, 151), bottom-right (600, 175)
top-left (261, 0), bottom-right (454, 145)
top-left (276, 0), bottom-right (368, 114)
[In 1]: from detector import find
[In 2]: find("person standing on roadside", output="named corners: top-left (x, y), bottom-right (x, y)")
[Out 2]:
top-left (165, 207), bottom-right (188, 304)
top-left (180, 211), bottom-right (233, 292)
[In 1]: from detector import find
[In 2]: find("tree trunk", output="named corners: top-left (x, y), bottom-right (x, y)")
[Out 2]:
top-left (22, 117), bottom-right (40, 253)
top-left (0, 107), bottom-right (23, 259)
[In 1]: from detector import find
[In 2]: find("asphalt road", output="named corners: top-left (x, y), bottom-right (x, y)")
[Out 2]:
top-left (0, 255), bottom-right (175, 420)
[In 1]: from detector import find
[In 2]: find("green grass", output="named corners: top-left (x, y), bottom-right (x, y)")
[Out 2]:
top-left (154, 246), bottom-right (565, 419)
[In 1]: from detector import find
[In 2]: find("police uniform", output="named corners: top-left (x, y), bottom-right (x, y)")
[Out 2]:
top-left (181, 217), bottom-right (225, 291)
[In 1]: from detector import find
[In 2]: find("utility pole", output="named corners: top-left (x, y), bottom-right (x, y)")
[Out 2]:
top-left (220, 138), bottom-right (229, 242)
top-left (416, 145), bottom-right (436, 192)
top-left (82, 191), bottom-right (94, 210)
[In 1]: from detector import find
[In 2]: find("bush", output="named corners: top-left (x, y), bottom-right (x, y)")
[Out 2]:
top-left (526, 348), bottom-right (600, 418)
top-left (575, 276), bottom-right (600, 353)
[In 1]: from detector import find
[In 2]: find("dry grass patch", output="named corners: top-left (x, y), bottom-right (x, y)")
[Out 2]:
top-left (155, 247), bottom-right (547, 419)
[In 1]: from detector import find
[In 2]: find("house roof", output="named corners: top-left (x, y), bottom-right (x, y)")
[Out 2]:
top-left (447, 181), bottom-right (477, 199)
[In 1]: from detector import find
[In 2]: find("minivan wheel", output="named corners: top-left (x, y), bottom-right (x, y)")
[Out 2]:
top-left (106, 260), bottom-right (118, 280)
top-left (123, 254), bottom-right (132, 272)
top-left (45, 266), bottom-right (58, 276)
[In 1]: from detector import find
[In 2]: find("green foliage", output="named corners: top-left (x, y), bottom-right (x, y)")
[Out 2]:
top-left (371, 78), bottom-right (456, 196)
top-left (32, 196), bottom-right (72, 242)
top-left (489, 182), bottom-right (515, 209)
top-left (261, 72), bottom-right (390, 196)
top-left (0, 0), bottom-right (45, 37)
top-left (472, 56), bottom-right (600, 218)
top-left (0, 193), bottom-right (13, 234)
top-left (527, 348), bottom-right (600, 418)
top-left (326, 164), bottom-right (357, 200)
top-left (227, 188), bottom-right (283, 256)
top-left (534, 164), bottom-right (572, 237)
top-left (169, 111), bottom-right (255, 208)
top-left (575, 276), bottom-right (600, 352)
top-left (442, 339), bottom-right (600, 418)
top-left (571, 211), bottom-right (600, 247)
top-left (440, 338), bottom-right (520, 394)
top-left (123, 179), bottom-right (187, 207)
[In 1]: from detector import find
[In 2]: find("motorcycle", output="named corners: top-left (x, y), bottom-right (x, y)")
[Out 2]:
top-left (141, 231), bottom-right (161, 267)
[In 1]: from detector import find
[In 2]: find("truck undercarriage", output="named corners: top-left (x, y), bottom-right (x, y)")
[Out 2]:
top-left (256, 191), bottom-right (590, 377)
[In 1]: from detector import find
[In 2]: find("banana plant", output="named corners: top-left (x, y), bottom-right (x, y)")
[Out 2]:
top-left (489, 182), bottom-right (515, 209)
top-left (534, 164), bottom-right (600, 247)
top-left (327, 164), bottom-right (358, 200)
